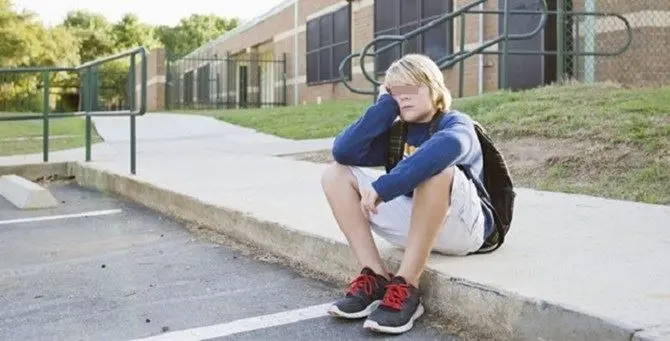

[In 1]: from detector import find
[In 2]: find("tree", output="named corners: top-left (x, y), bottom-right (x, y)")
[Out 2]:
top-left (155, 14), bottom-right (239, 58)
top-left (0, 1), bottom-right (239, 112)
top-left (112, 13), bottom-right (160, 51)
top-left (61, 10), bottom-right (115, 63)
top-left (0, 0), bottom-right (80, 111)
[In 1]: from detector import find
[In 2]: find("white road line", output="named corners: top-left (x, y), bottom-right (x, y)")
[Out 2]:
top-left (0, 209), bottom-right (122, 226)
top-left (132, 302), bottom-right (334, 341)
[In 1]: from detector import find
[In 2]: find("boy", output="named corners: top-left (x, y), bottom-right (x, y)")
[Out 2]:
top-left (320, 54), bottom-right (494, 334)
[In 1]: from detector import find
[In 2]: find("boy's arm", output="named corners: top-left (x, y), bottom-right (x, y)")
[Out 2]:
top-left (371, 119), bottom-right (476, 202)
top-left (331, 93), bottom-right (399, 167)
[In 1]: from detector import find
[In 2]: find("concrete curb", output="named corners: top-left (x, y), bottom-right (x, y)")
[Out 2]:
top-left (6, 161), bottom-right (661, 341)
top-left (0, 162), bottom-right (70, 181)
top-left (0, 174), bottom-right (58, 209)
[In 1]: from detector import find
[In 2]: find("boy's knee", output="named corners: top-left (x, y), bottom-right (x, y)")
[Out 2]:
top-left (424, 166), bottom-right (455, 187)
top-left (321, 162), bottom-right (355, 189)
top-left (438, 166), bottom-right (455, 179)
top-left (415, 166), bottom-right (456, 199)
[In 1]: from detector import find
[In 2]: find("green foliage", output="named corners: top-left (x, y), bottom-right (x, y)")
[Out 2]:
top-left (60, 10), bottom-right (114, 63)
top-left (0, 0), bottom-right (239, 112)
top-left (155, 14), bottom-right (240, 59)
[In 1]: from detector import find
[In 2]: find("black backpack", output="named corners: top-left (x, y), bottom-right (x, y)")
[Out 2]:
top-left (385, 111), bottom-right (516, 254)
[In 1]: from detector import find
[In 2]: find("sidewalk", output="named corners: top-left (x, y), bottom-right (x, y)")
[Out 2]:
top-left (91, 112), bottom-right (335, 156)
top-left (1, 113), bottom-right (669, 340)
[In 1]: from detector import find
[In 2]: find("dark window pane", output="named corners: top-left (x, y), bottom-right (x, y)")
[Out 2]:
top-left (319, 14), bottom-right (333, 46)
top-left (399, 23), bottom-right (420, 54)
top-left (332, 42), bottom-right (350, 78)
top-left (319, 48), bottom-right (332, 81)
top-left (307, 19), bottom-right (319, 51)
top-left (375, 28), bottom-right (400, 73)
top-left (375, 0), bottom-right (397, 32)
top-left (333, 7), bottom-right (349, 43)
top-left (422, 22), bottom-right (447, 61)
top-left (400, 0), bottom-right (419, 25)
top-left (422, 0), bottom-right (448, 19)
top-left (307, 51), bottom-right (318, 83)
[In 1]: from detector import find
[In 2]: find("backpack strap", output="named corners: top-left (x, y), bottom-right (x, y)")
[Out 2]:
top-left (385, 119), bottom-right (407, 173)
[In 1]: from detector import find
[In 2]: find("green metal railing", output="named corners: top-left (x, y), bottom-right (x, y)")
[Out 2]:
top-left (339, 0), bottom-right (633, 98)
top-left (0, 46), bottom-right (148, 174)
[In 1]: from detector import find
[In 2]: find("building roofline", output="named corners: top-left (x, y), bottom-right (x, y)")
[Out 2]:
top-left (183, 0), bottom-right (296, 59)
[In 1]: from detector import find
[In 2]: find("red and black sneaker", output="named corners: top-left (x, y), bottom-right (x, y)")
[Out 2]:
top-left (327, 267), bottom-right (391, 319)
top-left (363, 276), bottom-right (425, 334)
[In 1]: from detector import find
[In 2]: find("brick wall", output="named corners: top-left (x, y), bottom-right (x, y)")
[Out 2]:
top-left (134, 47), bottom-right (166, 112)
top-left (182, 0), bottom-right (499, 107)
top-left (295, 0), bottom-right (497, 105)
top-left (145, 0), bottom-right (670, 111)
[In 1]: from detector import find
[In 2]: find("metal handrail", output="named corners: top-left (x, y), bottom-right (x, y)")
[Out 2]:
top-left (438, 11), bottom-right (631, 66)
top-left (339, 0), bottom-right (548, 95)
top-left (0, 46), bottom-right (148, 174)
top-left (339, 0), bottom-right (633, 96)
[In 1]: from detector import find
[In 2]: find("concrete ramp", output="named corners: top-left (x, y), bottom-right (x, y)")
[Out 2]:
top-left (0, 174), bottom-right (58, 209)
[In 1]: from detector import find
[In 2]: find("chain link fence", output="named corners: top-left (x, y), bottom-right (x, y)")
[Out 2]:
top-left (563, 0), bottom-right (669, 87)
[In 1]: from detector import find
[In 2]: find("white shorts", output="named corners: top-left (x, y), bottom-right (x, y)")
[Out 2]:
top-left (349, 166), bottom-right (486, 256)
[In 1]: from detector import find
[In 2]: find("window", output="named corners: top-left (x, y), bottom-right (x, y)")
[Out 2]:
top-left (374, 0), bottom-right (454, 74)
top-left (306, 5), bottom-right (351, 85)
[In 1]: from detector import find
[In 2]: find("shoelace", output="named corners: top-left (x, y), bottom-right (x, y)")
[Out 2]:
top-left (346, 274), bottom-right (376, 296)
top-left (381, 283), bottom-right (410, 310)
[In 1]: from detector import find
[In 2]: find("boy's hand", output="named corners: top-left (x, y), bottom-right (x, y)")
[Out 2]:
top-left (377, 84), bottom-right (389, 100)
top-left (360, 187), bottom-right (381, 217)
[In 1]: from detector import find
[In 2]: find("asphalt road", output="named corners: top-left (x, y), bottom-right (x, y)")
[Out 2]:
top-left (0, 183), bottom-right (458, 341)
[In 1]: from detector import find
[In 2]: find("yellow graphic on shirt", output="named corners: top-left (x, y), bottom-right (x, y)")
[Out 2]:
top-left (403, 143), bottom-right (417, 159)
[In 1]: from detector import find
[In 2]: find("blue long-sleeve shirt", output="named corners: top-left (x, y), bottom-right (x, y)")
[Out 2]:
top-left (332, 93), bottom-right (494, 239)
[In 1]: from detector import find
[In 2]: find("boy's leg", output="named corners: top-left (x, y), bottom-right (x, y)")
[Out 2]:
top-left (321, 162), bottom-right (391, 318)
top-left (321, 162), bottom-right (390, 278)
top-left (364, 166), bottom-right (485, 334)
top-left (396, 166), bottom-right (455, 286)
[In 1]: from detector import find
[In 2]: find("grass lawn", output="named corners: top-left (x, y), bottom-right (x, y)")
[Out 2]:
top-left (0, 114), bottom-right (103, 156)
top-left (181, 82), bottom-right (670, 205)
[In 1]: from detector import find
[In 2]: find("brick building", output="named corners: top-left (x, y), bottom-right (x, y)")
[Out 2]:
top-left (139, 0), bottom-right (669, 111)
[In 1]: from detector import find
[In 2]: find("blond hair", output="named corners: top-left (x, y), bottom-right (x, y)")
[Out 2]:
top-left (384, 54), bottom-right (452, 111)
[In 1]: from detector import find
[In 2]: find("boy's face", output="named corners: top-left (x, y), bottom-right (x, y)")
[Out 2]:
top-left (387, 84), bottom-right (435, 123)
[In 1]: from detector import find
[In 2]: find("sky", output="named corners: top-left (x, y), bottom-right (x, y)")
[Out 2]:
top-left (11, 0), bottom-right (288, 27)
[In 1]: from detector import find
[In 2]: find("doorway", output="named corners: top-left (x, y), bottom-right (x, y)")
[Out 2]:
top-left (498, 0), bottom-right (574, 90)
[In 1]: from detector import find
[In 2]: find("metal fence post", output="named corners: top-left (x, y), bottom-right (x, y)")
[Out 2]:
top-left (282, 53), bottom-right (287, 106)
top-left (459, 15), bottom-right (466, 97)
top-left (42, 71), bottom-right (50, 162)
top-left (165, 50), bottom-right (171, 110)
top-left (500, 0), bottom-right (510, 89)
top-left (130, 52), bottom-right (137, 175)
top-left (84, 68), bottom-right (92, 162)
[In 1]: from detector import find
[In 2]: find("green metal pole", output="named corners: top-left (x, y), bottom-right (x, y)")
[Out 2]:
top-left (501, 0), bottom-right (510, 89)
top-left (42, 71), bottom-right (50, 162)
top-left (130, 53), bottom-right (137, 175)
top-left (282, 53), bottom-right (287, 106)
top-left (85, 67), bottom-right (92, 162)
top-left (165, 50), bottom-right (171, 111)
top-left (557, 0), bottom-right (565, 84)
top-left (459, 15), bottom-right (466, 97)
